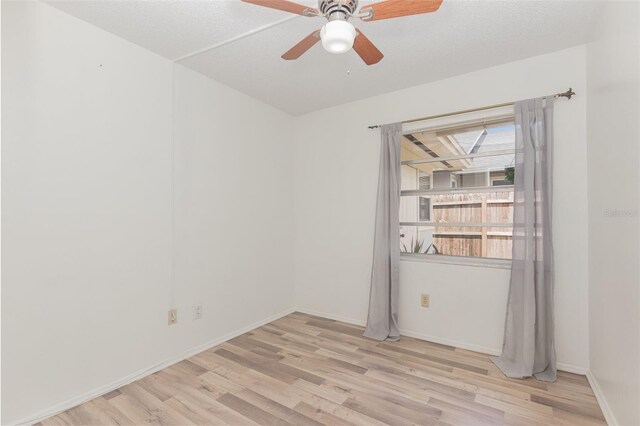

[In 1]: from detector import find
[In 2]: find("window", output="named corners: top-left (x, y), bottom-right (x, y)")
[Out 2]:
top-left (419, 197), bottom-right (431, 221)
top-left (399, 107), bottom-right (515, 260)
top-left (491, 168), bottom-right (514, 186)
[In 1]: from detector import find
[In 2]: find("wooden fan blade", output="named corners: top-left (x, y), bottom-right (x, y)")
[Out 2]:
top-left (353, 29), bottom-right (383, 65)
top-left (241, 0), bottom-right (319, 16)
top-left (360, 0), bottom-right (443, 21)
top-left (282, 31), bottom-right (321, 60)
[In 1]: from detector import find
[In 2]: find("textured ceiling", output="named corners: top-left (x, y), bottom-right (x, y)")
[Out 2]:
top-left (48, 0), bottom-right (601, 115)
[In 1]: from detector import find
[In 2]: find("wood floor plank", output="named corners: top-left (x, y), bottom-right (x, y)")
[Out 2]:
top-left (41, 312), bottom-right (606, 425)
top-left (377, 342), bottom-right (490, 375)
top-left (210, 365), bottom-right (303, 408)
top-left (109, 383), bottom-right (194, 425)
top-left (552, 405), bottom-right (611, 426)
top-left (215, 348), bottom-right (298, 384)
top-left (530, 393), bottom-right (606, 420)
top-left (101, 389), bottom-right (122, 401)
top-left (41, 411), bottom-right (81, 426)
top-left (305, 320), bottom-right (366, 337)
top-left (357, 346), bottom-right (455, 373)
top-left (341, 396), bottom-right (418, 426)
top-left (474, 394), bottom-right (559, 425)
top-left (220, 342), bottom-right (327, 386)
top-left (84, 397), bottom-right (137, 425)
top-left (292, 401), bottom-right (355, 426)
top-left (291, 378), bottom-right (352, 405)
top-left (216, 392), bottom-right (291, 425)
top-left (236, 388), bottom-right (324, 426)
top-left (236, 335), bottom-right (283, 353)
top-left (298, 393), bottom-right (388, 426)
top-left (250, 328), bottom-right (321, 353)
top-left (164, 395), bottom-right (228, 425)
top-left (193, 349), bottom-right (250, 375)
top-left (198, 370), bottom-right (245, 394)
top-left (60, 398), bottom-right (133, 426)
top-left (427, 396), bottom-right (504, 425)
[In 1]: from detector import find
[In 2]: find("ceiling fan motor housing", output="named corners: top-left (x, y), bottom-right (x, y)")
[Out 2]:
top-left (319, 0), bottom-right (359, 20)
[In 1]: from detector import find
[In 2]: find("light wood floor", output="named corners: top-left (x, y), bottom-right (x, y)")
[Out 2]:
top-left (41, 312), bottom-right (606, 426)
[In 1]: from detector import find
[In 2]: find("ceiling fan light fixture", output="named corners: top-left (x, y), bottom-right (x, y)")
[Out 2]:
top-left (320, 20), bottom-right (356, 54)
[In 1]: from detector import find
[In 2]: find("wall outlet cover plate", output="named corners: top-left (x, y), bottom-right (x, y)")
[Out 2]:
top-left (421, 294), bottom-right (430, 307)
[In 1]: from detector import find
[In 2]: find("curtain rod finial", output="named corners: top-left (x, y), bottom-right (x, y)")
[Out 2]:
top-left (557, 88), bottom-right (575, 100)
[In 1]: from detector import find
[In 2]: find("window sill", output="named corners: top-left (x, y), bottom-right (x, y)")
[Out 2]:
top-left (400, 253), bottom-right (512, 269)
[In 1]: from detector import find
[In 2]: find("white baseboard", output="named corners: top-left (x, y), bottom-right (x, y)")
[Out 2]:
top-left (398, 328), bottom-right (502, 356)
top-left (295, 307), bottom-right (366, 327)
top-left (556, 362), bottom-right (588, 375)
top-left (587, 370), bottom-right (616, 426)
top-left (14, 307), bottom-right (295, 426)
top-left (295, 307), bottom-right (588, 375)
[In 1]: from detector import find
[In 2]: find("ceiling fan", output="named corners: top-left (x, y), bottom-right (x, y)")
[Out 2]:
top-left (241, 0), bottom-right (443, 65)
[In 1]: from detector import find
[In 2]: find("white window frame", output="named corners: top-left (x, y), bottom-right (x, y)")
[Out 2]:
top-left (400, 105), bottom-right (515, 267)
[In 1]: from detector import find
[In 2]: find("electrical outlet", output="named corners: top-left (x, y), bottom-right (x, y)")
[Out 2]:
top-left (168, 309), bottom-right (177, 325)
top-left (194, 304), bottom-right (202, 320)
top-left (421, 294), bottom-right (430, 308)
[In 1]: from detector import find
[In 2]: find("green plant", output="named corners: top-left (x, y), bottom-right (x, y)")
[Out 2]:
top-left (505, 167), bottom-right (515, 184)
top-left (401, 237), bottom-right (426, 253)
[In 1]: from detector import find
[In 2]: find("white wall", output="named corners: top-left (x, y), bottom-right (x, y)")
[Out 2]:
top-left (1, 2), bottom-right (294, 424)
top-left (293, 46), bottom-right (590, 370)
top-left (586, 2), bottom-right (640, 425)
top-left (171, 65), bottom-right (295, 356)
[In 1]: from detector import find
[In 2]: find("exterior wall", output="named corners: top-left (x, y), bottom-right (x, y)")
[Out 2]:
top-left (461, 172), bottom-right (490, 187)
top-left (433, 170), bottom-right (453, 189)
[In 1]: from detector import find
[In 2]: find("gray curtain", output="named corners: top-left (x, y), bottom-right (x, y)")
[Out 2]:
top-left (492, 98), bottom-right (556, 382)
top-left (364, 123), bottom-right (402, 341)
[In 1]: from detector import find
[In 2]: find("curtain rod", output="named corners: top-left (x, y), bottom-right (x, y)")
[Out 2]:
top-left (367, 88), bottom-right (576, 130)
